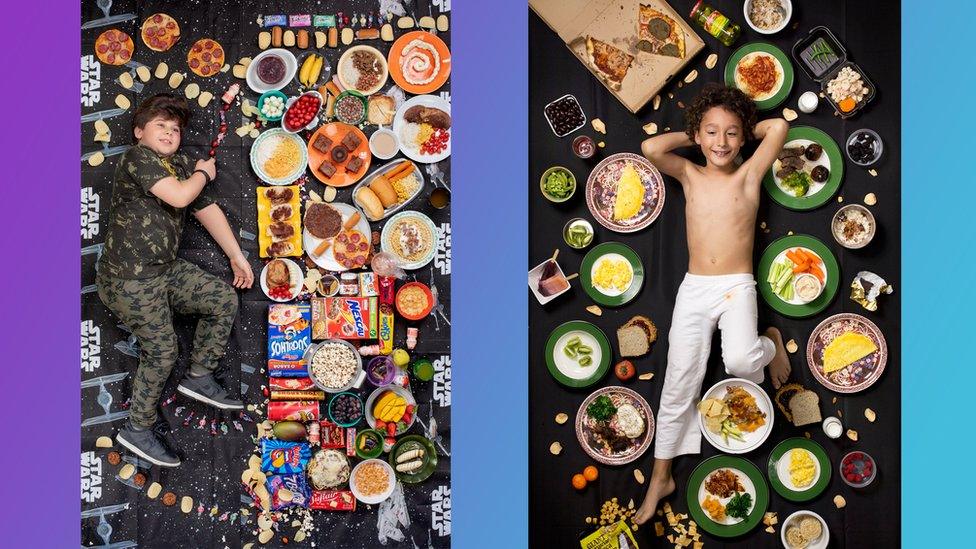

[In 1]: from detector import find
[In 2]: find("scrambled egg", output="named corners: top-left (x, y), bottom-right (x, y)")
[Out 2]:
top-left (592, 257), bottom-right (633, 292)
top-left (788, 449), bottom-right (816, 488)
top-left (613, 162), bottom-right (645, 220)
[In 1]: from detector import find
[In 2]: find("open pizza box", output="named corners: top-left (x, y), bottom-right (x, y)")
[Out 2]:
top-left (530, 0), bottom-right (705, 113)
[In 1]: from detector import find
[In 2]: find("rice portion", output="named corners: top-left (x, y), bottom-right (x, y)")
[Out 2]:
top-left (749, 0), bottom-right (784, 29)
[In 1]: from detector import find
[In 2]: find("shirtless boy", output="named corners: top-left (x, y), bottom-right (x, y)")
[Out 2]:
top-left (634, 84), bottom-right (792, 523)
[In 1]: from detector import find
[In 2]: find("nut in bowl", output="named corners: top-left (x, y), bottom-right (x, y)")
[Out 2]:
top-left (744, 0), bottom-right (792, 35)
top-left (541, 167), bottom-right (576, 203)
top-left (832, 204), bottom-right (876, 249)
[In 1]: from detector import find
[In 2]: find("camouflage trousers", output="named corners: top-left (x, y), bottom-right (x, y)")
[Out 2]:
top-left (97, 259), bottom-right (238, 428)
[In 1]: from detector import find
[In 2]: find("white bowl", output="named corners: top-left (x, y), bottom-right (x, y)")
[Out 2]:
top-left (369, 127), bottom-right (400, 160)
top-left (259, 258), bottom-right (304, 302)
top-left (349, 459), bottom-right (396, 504)
top-left (744, 0), bottom-right (792, 35)
top-left (780, 510), bottom-right (829, 549)
top-left (245, 49), bottom-right (298, 93)
top-left (792, 273), bottom-right (823, 304)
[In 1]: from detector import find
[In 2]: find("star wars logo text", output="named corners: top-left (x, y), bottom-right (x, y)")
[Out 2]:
top-left (433, 355), bottom-right (451, 407)
top-left (81, 451), bottom-right (102, 503)
top-left (431, 485), bottom-right (451, 536)
top-left (434, 223), bottom-right (451, 276)
top-left (81, 55), bottom-right (102, 107)
top-left (82, 187), bottom-right (100, 239)
top-left (81, 320), bottom-right (101, 373)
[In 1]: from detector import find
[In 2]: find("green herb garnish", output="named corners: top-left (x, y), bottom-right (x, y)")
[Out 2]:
top-left (725, 491), bottom-right (753, 520)
top-left (586, 395), bottom-right (617, 422)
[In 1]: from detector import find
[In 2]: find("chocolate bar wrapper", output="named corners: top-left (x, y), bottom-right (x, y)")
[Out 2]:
top-left (850, 271), bottom-right (893, 312)
top-left (289, 14), bottom-right (311, 26)
top-left (261, 439), bottom-right (312, 474)
top-left (320, 420), bottom-right (345, 449)
top-left (268, 359), bottom-right (309, 378)
top-left (310, 490), bottom-right (356, 511)
top-left (270, 390), bottom-right (327, 401)
top-left (345, 427), bottom-right (357, 457)
top-left (378, 303), bottom-right (394, 355)
top-left (262, 15), bottom-right (287, 27)
top-left (378, 276), bottom-right (395, 305)
top-left (312, 297), bottom-right (378, 340)
top-left (269, 377), bottom-right (316, 391)
top-left (268, 401), bottom-right (320, 422)
top-left (268, 303), bottom-right (311, 373)
top-left (313, 15), bottom-right (337, 27)
top-left (267, 473), bottom-right (311, 510)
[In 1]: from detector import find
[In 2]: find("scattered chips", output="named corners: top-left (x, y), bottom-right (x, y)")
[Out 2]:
top-left (786, 339), bottom-right (798, 353)
top-left (115, 94), bottom-right (131, 110)
top-left (864, 193), bottom-right (877, 206)
top-left (323, 185), bottom-right (338, 202)
top-left (833, 494), bottom-right (846, 508)
top-left (706, 53), bottom-right (718, 69)
top-left (638, 372), bottom-right (654, 381)
top-left (846, 429), bottom-right (858, 441)
top-left (634, 469), bottom-right (645, 484)
top-left (118, 463), bottom-right (135, 480)
top-left (868, 168), bottom-right (878, 177)
top-left (181, 496), bottom-right (193, 513)
top-left (155, 62), bottom-right (169, 79)
top-left (586, 305), bottom-right (603, 316)
top-left (643, 122), bottom-right (658, 135)
top-left (184, 83), bottom-right (200, 100)
top-left (95, 436), bottom-right (113, 448)
top-left (147, 482), bottom-right (162, 499)
top-left (865, 408), bottom-right (877, 422)
top-left (198, 91), bottom-right (214, 108)
top-left (783, 108), bottom-right (798, 121)
top-left (555, 413), bottom-right (569, 424)
top-left (684, 70), bottom-right (698, 83)
top-left (88, 152), bottom-right (105, 167)
top-left (591, 118), bottom-right (606, 134)
top-left (550, 442), bottom-right (562, 455)
top-left (119, 71), bottom-right (134, 89)
top-left (653, 95), bottom-right (662, 110)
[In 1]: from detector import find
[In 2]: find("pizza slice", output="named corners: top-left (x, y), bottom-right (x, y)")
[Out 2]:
top-left (585, 36), bottom-right (635, 91)
top-left (637, 4), bottom-right (686, 59)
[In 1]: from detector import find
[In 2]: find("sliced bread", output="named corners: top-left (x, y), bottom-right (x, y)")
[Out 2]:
top-left (625, 315), bottom-right (658, 344)
top-left (617, 325), bottom-right (649, 357)
top-left (788, 390), bottom-right (822, 427)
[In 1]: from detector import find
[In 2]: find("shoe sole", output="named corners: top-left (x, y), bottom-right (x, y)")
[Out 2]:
top-left (117, 433), bottom-right (181, 468)
top-left (177, 384), bottom-right (245, 410)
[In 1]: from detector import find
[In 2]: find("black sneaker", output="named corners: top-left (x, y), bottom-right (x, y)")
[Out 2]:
top-left (177, 374), bottom-right (244, 410)
top-left (117, 421), bottom-right (181, 468)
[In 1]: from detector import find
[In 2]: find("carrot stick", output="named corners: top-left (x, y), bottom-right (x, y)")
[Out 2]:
top-left (809, 264), bottom-right (825, 283)
top-left (793, 262), bottom-right (810, 274)
top-left (786, 250), bottom-right (804, 265)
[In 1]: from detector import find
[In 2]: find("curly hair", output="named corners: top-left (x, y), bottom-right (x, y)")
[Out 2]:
top-left (131, 93), bottom-right (191, 142)
top-left (684, 83), bottom-right (756, 141)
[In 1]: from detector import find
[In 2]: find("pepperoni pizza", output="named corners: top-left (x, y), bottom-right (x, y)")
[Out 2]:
top-left (187, 39), bottom-right (225, 78)
top-left (333, 230), bottom-right (370, 270)
top-left (141, 13), bottom-right (181, 52)
top-left (94, 29), bottom-right (134, 66)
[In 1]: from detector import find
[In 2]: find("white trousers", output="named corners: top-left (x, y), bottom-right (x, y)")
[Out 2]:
top-left (653, 273), bottom-right (776, 459)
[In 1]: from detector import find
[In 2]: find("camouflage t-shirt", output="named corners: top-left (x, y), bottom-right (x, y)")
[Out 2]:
top-left (99, 144), bottom-right (215, 279)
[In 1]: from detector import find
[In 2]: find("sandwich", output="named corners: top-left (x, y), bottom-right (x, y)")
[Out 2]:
top-left (617, 315), bottom-right (657, 357)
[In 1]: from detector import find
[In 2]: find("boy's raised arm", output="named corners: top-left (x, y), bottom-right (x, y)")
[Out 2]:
top-left (641, 132), bottom-right (694, 182)
top-left (742, 118), bottom-right (789, 184)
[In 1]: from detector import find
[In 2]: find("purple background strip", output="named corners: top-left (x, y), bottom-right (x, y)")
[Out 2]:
top-left (0, 1), bottom-right (83, 547)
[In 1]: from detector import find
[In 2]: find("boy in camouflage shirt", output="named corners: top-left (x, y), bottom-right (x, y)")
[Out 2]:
top-left (97, 94), bottom-right (253, 467)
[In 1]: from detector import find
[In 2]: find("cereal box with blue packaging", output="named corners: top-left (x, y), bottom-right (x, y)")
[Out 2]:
top-left (268, 303), bottom-right (312, 377)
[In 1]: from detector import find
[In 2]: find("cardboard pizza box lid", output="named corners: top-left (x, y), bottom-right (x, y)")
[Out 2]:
top-left (530, 0), bottom-right (705, 113)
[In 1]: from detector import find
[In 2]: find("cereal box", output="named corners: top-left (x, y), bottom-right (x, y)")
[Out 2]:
top-left (311, 297), bottom-right (378, 340)
top-left (268, 303), bottom-right (311, 377)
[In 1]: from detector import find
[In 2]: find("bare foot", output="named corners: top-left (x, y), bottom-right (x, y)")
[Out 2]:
top-left (634, 475), bottom-right (675, 525)
top-left (764, 327), bottom-right (792, 389)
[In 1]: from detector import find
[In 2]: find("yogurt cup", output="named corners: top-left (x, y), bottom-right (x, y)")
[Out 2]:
top-left (369, 127), bottom-right (400, 160)
top-left (822, 416), bottom-right (843, 439)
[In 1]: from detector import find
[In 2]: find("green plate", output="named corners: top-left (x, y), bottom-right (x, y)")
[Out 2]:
top-left (724, 42), bottom-right (794, 110)
top-left (762, 127), bottom-right (844, 210)
top-left (388, 435), bottom-right (438, 483)
top-left (758, 234), bottom-right (839, 318)
top-left (687, 455), bottom-right (769, 538)
top-left (580, 242), bottom-right (644, 307)
top-left (544, 321), bottom-right (612, 388)
top-left (767, 438), bottom-right (831, 502)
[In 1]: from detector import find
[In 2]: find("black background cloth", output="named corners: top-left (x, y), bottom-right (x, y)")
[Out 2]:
top-left (529, 1), bottom-right (899, 547)
top-left (81, 1), bottom-right (452, 547)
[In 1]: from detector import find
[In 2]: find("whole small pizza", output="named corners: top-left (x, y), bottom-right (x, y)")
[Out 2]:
top-left (94, 29), bottom-right (134, 66)
top-left (187, 38), bottom-right (225, 77)
top-left (141, 13), bottom-right (181, 52)
top-left (333, 229), bottom-right (370, 270)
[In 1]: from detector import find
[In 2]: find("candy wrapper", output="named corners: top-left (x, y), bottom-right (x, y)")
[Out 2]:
top-left (269, 377), bottom-right (316, 391)
top-left (267, 473), bottom-right (311, 510)
top-left (270, 390), bottom-right (326, 401)
top-left (360, 272), bottom-right (379, 297)
top-left (320, 420), bottom-right (345, 449)
top-left (850, 271), bottom-right (893, 312)
top-left (268, 401), bottom-right (320, 422)
top-left (580, 520), bottom-right (639, 549)
top-left (261, 439), bottom-right (312, 474)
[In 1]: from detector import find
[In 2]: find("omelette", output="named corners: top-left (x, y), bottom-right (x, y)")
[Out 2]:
top-left (822, 332), bottom-right (878, 374)
top-left (613, 162), bottom-right (645, 220)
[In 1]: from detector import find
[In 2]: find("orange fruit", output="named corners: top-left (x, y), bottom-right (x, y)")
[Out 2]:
top-left (583, 466), bottom-right (599, 482)
top-left (572, 474), bottom-right (587, 490)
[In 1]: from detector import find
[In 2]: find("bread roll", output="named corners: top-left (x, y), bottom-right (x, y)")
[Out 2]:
top-left (356, 187), bottom-right (384, 220)
top-left (369, 176), bottom-right (398, 207)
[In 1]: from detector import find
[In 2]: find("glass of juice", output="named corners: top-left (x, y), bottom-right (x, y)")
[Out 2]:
top-left (572, 135), bottom-right (595, 159)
